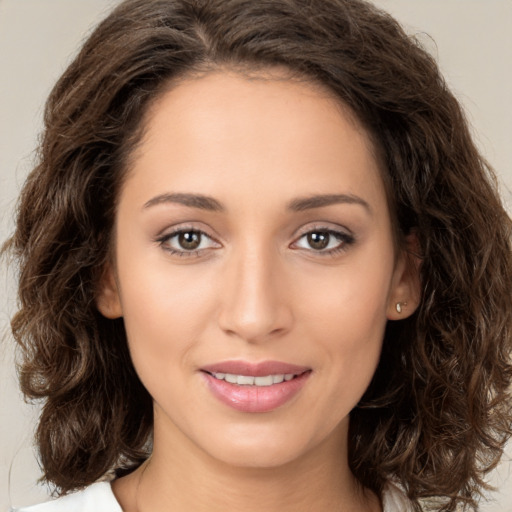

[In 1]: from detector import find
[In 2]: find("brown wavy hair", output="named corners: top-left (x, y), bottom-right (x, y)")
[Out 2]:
top-left (4, 0), bottom-right (512, 510)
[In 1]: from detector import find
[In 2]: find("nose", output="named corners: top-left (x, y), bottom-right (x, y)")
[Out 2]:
top-left (217, 245), bottom-right (293, 343)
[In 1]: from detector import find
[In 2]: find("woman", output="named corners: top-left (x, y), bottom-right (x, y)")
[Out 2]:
top-left (5, 0), bottom-right (512, 510)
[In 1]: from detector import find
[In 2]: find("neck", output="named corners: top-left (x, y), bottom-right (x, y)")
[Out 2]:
top-left (113, 415), bottom-right (380, 512)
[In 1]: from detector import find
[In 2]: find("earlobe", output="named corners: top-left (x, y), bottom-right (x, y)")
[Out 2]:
top-left (387, 233), bottom-right (422, 321)
top-left (96, 264), bottom-right (123, 319)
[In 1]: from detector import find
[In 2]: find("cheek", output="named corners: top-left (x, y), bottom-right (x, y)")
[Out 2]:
top-left (116, 267), bottom-right (218, 419)
top-left (297, 245), bottom-right (394, 338)
top-left (298, 287), bottom-right (388, 429)
top-left (114, 241), bottom-right (217, 382)
top-left (302, 281), bottom-right (388, 380)
top-left (294, 242), bottom-right (394, 395)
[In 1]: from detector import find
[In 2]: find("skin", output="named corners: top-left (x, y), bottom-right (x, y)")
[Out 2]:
top-left (98, 69), bottom-right (419, 512)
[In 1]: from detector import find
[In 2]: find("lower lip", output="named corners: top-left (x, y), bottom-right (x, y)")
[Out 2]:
top-left (202, 371), bottom-right (311, 413)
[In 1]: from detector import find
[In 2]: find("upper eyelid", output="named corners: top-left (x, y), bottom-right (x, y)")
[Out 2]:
top-left (293, 223), bottom-right (354, 238)
top-left (159, 229), bottom-right (220, 245)
top-left (156, 223), bottom-right (218, 240)
top-left (291, 224), bottom-right (355, 247)
top-left (156, 228), bottom-right (221, 258)
top-left (154, 222), bottom-right (354, 245)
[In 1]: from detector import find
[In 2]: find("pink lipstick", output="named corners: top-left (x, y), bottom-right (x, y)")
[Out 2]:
top-left (201, 361), bottom-right (311, 413)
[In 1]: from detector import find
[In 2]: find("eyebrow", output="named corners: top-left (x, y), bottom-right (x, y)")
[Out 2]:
top-left (287, 194), bottom-right (371, 213)
top-left (143, 193), bottom-right (224, 212)
top-left (143, 192), bottom-right (371, 214)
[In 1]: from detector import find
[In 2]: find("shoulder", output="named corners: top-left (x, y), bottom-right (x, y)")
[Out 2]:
top-left (11, 479), bottom-right (412, 512)
top-left (382, 481), bottom-right (414, 512)
top-left (11, 481), bottom-right (122, 512)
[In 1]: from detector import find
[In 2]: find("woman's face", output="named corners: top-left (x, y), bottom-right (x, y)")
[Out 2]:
top-left (99, 70), bottom-right (417, 469)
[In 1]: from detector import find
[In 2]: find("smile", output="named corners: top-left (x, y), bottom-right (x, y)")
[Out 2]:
top-left (210, 372), bottom-right (297, 386)
top-left (200, 361), bottom-right (311, 413)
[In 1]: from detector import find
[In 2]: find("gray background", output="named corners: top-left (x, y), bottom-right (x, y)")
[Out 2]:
top-left (1, 0), bottom-right (511, 509)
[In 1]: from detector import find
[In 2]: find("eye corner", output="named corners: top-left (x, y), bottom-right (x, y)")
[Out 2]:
top-left (155, 226), bottom-right (222, 259)
top-left (290, 225), bottom-right (356, 256)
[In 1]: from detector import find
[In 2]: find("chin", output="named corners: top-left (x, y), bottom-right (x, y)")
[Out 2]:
top-left (213, 443), bottom-right (306, 470)
top-left (198, 424), bottom-right (320, 470)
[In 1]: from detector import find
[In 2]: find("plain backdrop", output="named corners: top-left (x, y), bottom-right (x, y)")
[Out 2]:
top-left (1, 0), bottom-right (511, 510)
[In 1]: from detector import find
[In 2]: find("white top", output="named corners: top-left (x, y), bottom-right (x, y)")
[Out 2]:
top-left (12, 480), bottom-right (413, 511)
top-left (11, 482), bottom-right (122, 512)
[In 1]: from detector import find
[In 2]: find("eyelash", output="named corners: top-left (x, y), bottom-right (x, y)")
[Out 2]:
top-left (155, 227), bottom-right (219, 258)
top-left (155, 226), bottom-right (355, 258)
top-left (292, 226), bottom-right (355, 257)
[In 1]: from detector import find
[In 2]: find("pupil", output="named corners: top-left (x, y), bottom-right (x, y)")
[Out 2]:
top-left (179, 231), bottom-right (201, 250)
top-left (308, 232), bottom-right (329, 250)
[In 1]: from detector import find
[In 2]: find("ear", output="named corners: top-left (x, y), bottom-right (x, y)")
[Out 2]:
top-left (96, 264), bottom-right (123, 319)
top-left (386, 232), bottom-right (422, 320)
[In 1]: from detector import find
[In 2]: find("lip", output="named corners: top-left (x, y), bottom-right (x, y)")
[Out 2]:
top-left (200, 360), bottom-right (311, 413)
top-left (201, 360), bottom-right (310, 377)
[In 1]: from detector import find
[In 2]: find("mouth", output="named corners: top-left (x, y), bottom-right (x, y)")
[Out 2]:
top-left (200, 361), bottom-right (312, 413)
top-left (207, 372), bottom-right (299, 386)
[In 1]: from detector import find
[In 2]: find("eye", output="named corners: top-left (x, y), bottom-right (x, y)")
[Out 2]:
top-left (157, 228), bottom-right (220, 255)
top-left (292, 228), bottom-right (354, 254)
top-left (175, 231), bottom-right (202, 250)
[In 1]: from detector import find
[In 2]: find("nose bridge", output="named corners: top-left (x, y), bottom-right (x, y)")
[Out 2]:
top-left (218, 239), bottom-right (290, 342)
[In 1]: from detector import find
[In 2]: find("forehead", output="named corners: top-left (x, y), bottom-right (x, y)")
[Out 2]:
top-left (123, 70), bottom-right (387, 217)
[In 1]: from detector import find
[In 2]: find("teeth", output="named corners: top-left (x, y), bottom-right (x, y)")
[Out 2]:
top-left (254, 375), bottom-right (273, 386)
top-left (212, 372), bottom-right (297, 386)
top-left (225, 373), bottom-right (238, 384)
top-left (237, 375), bottom-right (255, 385)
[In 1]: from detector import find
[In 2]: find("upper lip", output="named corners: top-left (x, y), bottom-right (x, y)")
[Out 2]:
top-left (201, 360), bottom-right (310, 377)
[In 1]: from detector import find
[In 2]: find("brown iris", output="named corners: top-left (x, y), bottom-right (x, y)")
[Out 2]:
top-left (178, 231), bottom-right (201, 250)
top-left (307, 232), bottom-right (330, 250)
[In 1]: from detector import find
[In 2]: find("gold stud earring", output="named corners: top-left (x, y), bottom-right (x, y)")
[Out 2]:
top-left (396, 301), bottom-right (407, 314)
